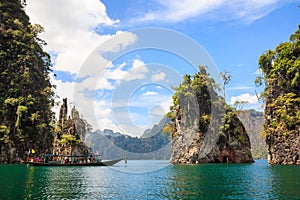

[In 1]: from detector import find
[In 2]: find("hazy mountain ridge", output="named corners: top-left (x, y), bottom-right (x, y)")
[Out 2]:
top-left (86, 118), bottom-right (171, 160)
top-left (238, 109), bottom-right (267, 159)
top-left (87, 110), bottom-right (265, 160)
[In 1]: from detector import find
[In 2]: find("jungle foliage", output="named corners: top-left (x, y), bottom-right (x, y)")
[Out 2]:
top-left (163, 66), bottom-right (244, 139)
top-left (0, 0), bottom-right (54, 162)
top-left (257, 25), bottom-right (300, 137)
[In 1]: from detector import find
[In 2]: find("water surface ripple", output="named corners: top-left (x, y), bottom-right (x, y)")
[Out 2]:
top-left (0, 160), bottom-right (299, 199)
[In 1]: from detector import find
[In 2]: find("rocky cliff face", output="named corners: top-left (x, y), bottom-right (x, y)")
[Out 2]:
top-left (257, 26), bottom-right (300, 164)
top-left (238, 110), bottom-right (267, 159)
top-left (168, 68), bottom-right (253, 164)
top-left (170, 107), bottom-right (254, 164)
top-left (264, 92), bottom-right (300, 164)
top-left (52, 98), bottom-right (93, 157)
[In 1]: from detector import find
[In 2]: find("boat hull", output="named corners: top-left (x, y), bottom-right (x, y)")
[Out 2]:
top-left (27, 159), bottom-right (123, 166)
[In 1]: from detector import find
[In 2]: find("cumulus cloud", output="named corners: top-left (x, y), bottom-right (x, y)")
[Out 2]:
top-left (137, 0), bottom-right (288, 23)
top-left (26, 0), bottom-right (119, 74)
top-left (230, 93), bottom-right (258, 105)
top-left (151, 72), bottom-right (166, 81)
top-left (26, 1), bottom-right (140, 132)
top-left (98, 31), bottom-right (138, 54)
top-left (122, 59), bottom-right (148, 81)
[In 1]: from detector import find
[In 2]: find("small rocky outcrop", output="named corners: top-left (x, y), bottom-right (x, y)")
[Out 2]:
top-left (167, 67), bottom-right (254, 164)
top-left (170, 107), bottom-right (254, 164)
top-left (52, 98), bottom-right (93, 156)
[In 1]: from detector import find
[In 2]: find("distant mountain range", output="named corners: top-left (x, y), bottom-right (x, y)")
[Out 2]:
top-left (86, 110), bottom-right (266, 160)
top-left (85, 118), bottom-right (171, 160)
top-left (238, 109), bottom-right (267, 159)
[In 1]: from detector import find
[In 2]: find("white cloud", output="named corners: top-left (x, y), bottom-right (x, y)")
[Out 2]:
top-left (99, 31), bottom-right (138, 53)
top-left (137, 0), bottom-right (286, 23)
top-left (230, 93), bottom-right (258, 105)
top-left (143, 91), bottom-right (159, 96)
top-left (25, 1), bottom-right (153, 135)
top-left (254, 68), bottom-right (263, 75)
top-left (129, 93), bottom-right (171, 108)
top-left (26, 0), bottom-right (119, 74)
top-left (93, 100), bottom-right (115, 130)
top-left (26, 1), bottom-right (138, 133)
top-left (50, 74), bottom-right (75, 118)
top-left (151, 72), bottom-right (166, 81)
top-left (228, 86), bottom-right (254, 91)
top-left (90, 58), bottom-right (147, 91)
top-left (161, 97), bottom-right (173, 113)
top-left (122, 59), bottom-right (148, 81)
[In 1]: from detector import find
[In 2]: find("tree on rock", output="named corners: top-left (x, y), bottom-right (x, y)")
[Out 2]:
top-left (0, 0), bottom-right (55, 163)
top-left (257, 25), bottom-right (300, 165)
top-left (165, 66), bottom-right (254, 164)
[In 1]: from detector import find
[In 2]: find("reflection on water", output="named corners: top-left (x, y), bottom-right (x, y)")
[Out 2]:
top-left (166, 160), bottom-right (300, 199)
top-left (0, 160), bottom-right (300, 199)
top-left (166, 161), bottom-right (272, 199)
top-left (269, 164), bottom-right (300, 198)
top-left (0, 165), bottom-right (28, 199)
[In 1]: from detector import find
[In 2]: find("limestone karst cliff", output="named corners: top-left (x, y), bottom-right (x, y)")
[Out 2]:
top-left (257, 25), bottom-right (300, 165)
top-left (165, 67), bottom-right (254, 164)
top-left (238, 110), bottom-right (267, 159)
top-left (0, 0), bottom-right (54, 163)
top-left (52, 98), bottom-right (93, 157)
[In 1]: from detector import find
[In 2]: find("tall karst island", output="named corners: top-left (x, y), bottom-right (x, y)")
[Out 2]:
top-left (0, 0), bottom-right (55, 163)
top-left (0, 0), bottom-right (92, 163)
top-left (257, 25), bottom-right (300, 165)
top-left (164, 67), bottom-right (254, 164)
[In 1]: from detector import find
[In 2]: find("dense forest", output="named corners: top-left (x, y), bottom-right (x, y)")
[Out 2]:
top-left (0, 0), bottom-right (55, 163)
top-left (257, 25), bottom-right (300, 164)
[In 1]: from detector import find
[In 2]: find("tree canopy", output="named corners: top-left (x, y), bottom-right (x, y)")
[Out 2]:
top-left (0, 0), bottom-right (55, 163)
top-left (257, 25), bottom-right (300, 137)
top-left (164, 66), bottom-right (225, 137)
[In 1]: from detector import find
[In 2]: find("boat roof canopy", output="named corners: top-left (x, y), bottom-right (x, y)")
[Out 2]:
top-left (43, 154), bottom-right (100, 157)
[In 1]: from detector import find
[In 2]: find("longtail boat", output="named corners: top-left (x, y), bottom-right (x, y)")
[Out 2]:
top-left (27, 154), bottom-right (124, 166)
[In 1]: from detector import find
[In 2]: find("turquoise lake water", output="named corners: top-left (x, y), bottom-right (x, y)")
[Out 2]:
top-left (0, 160), bottom-right (300, 199)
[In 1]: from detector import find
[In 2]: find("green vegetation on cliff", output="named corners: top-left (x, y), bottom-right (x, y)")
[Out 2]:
top-left (52, 99), bottom-right (93, 157)
top-left (257, 25), bottom-right (300, 137)
top-left (163, 66), bottom-right (223, 137)
top-left (165, 66), bottom-right (253, 163)
top-left (257, 24), bottom-right (300, 164)
top-left (164, 66), bottom-right (246, 140)
top-left (0, 0), bottom-right (54, 163)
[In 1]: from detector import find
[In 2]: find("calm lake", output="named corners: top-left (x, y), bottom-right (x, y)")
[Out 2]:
top-left (0, 160), bottom-right (300, 199)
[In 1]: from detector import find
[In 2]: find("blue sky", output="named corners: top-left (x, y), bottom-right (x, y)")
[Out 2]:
top-left (26, 0), bottom-right (300, 136)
